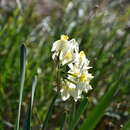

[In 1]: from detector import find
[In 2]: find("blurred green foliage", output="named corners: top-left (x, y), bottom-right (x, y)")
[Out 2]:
top-left (0, 0), bottom-right (130, 129)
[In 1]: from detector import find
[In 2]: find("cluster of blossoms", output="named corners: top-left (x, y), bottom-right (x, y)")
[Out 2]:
top-left (51, 35), bottom-right (93, 101)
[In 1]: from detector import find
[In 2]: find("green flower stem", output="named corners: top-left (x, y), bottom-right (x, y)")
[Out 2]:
top-left (42, 59), bottom-right (60, 130)
top-left (41, 93), bottom-right (58, 130)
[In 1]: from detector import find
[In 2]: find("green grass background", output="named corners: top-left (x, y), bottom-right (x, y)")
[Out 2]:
top-left (0, 0), bottom-right (130, 129)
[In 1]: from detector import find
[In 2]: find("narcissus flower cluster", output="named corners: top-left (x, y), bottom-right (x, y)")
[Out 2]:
top-left (51, 35), bottom-right (93, 101)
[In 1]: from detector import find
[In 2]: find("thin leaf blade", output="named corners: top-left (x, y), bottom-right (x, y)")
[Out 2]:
top-left (16, 44), bottom-right (27, 130)
top-left (69, 97), bottom-right (88, 130)
top-left (23, 76), bottom-right (37, 130)
top-left (80, 81), bottom-right (119, 130)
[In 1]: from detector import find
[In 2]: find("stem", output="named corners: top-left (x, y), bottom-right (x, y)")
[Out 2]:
top-left (61, 71), bottom-right (77, 77)
top-left (60, 112), bottom-right (67, 130)
top-left (68, 101), bottom-right (76, 129)
top-left (42, 57), bottom-right (60, 130)
top-left (56, 60), bottom-right (61, 92)
top-left (64, 77), bottom-right (77, 85)
top-left (41, 93), bottom-right (58, 130)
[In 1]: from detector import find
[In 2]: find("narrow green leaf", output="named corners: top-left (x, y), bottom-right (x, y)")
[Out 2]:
top-left (42, 93), bottom-right (58, 130)
top-left (31, 76), bottom-right (38, 109)
top-left (23, 76), bottom-right (37, 130)
top-left (69, 98), bottom-right (88, 130)
top-left (80, 81), bottom-right (120, 130)
top-left (16, 44), bottom-right (27, 130)
top-left (68, 101), bottom-right (76, 128)
top-left (60, 112), bottom-right (66, 130)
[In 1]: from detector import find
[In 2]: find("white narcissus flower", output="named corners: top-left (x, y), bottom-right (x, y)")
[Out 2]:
top-left (60, 70), bottom-right (93, 101)
top-left (51, 35), bottom-right (94, 102)
top-left (77, 72), bottom-right (93, 93)
top-left (51, 35), bottom-right (79, 65)
top-left (60, 81), bottom-right (82, 101)
top-left (69, 51), bottom-right (91, 70)
top-left (68, 65), bottom-right (93, 94)
top-left (66, 51), bottom-right (93, 100)
top-left (51, 35), bottom-right (69, 60)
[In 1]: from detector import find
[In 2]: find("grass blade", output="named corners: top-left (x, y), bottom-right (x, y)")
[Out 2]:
top-left (42, 93), bottom-right (58, 130)
top-left (23, 76), bottom-right (37, 130)
top-left (16, 44), bottom-right (27, 130)
top-left (68, 101), bottom-right (76, 129)
top-left (60, 112), bottom-right (66, 130)
top-left (69, 97), bottom-right (88, 130)
top-left (80, 81), bottom-right (120, 130)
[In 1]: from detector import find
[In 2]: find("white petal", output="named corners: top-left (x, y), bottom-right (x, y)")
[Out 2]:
top-left (51, 40), bottom-right (60, 52)
top-left (69, 39), bottom-right (79, 52)
top-left (61, 89), bottom-right (70, 101)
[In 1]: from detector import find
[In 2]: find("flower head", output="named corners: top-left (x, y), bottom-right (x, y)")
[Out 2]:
top-left (68, 65), bottom-right (93, 94)
top-left (52, 35), bottom-right (79, 65)
top-left (51, 35), bottom-right (94, 101)
top-left (60, 81), bottom-right (81, 101)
